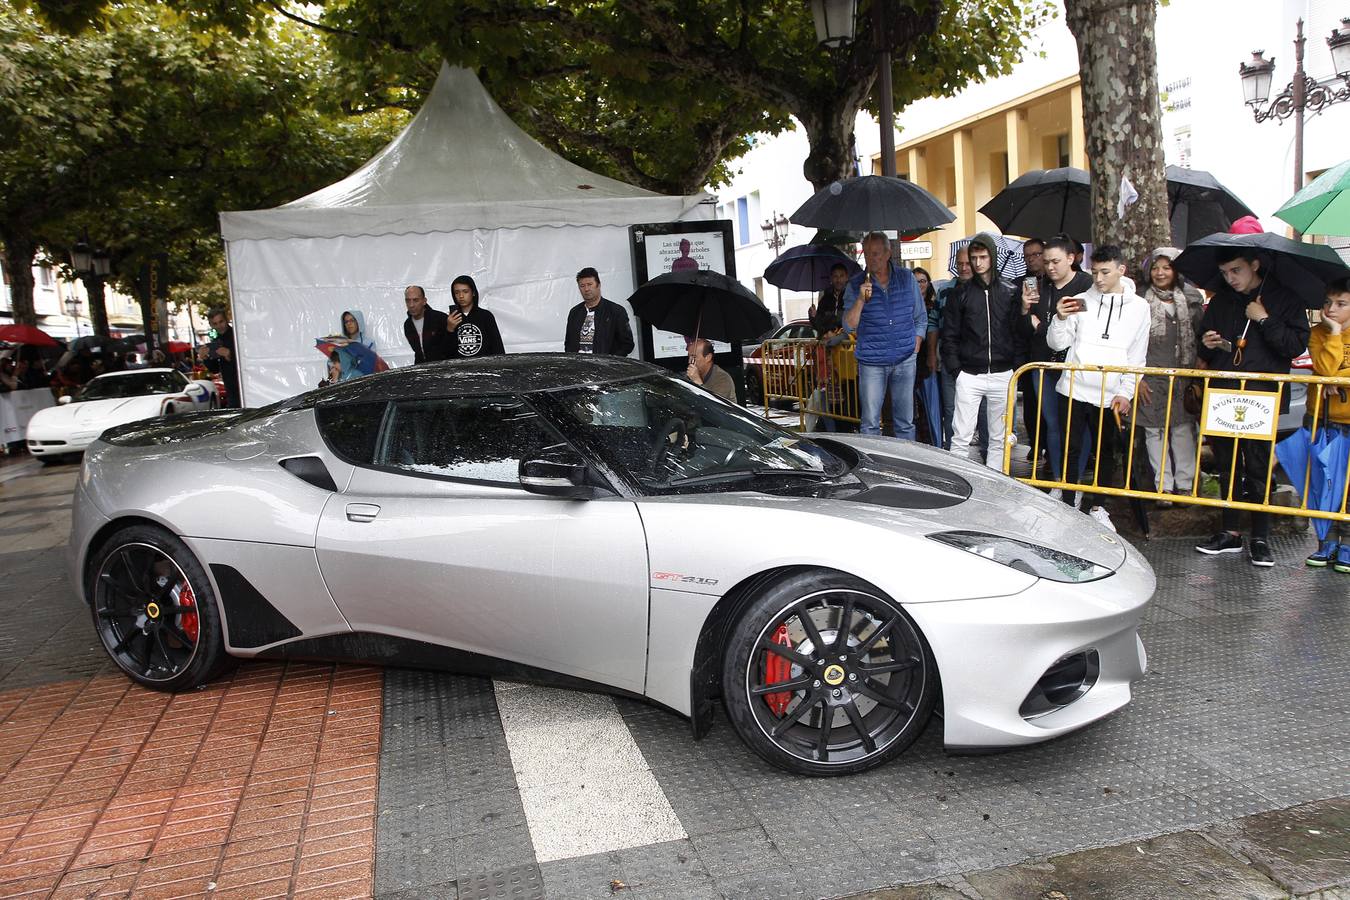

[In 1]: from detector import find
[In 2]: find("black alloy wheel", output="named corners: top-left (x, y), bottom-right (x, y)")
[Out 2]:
top-left (721, 571), bottom-right (936, 776)
top-left (88, 525), bottom-right (229, 691)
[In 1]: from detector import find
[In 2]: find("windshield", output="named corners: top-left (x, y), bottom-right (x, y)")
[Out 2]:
top-left (77, 371), bottom-right (187, 401)
top-left (540, 374), bottom-right (847, 494)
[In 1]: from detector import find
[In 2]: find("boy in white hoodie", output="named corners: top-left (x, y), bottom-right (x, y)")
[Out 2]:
top-left (1046, 244), bottom-right (1151, 531)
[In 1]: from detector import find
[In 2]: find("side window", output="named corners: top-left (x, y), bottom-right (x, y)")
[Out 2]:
top-left (375, 397), bottom-right (558, 484)
top-left (316, 401), bottom-right (387, 465)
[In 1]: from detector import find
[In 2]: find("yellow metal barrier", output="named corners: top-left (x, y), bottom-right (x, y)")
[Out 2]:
top-left (1003, 362), bottom-right (1350, 525)
top-left (754, 337), bottom-right (861, 430)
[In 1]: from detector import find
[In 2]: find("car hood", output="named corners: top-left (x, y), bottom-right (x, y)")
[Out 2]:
top-left (821, 435), bottom-right (1129, 571)
top-left (31, 396), bottom-right (163, 429)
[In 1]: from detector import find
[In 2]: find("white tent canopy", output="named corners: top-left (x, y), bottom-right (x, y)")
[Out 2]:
top-left (220, 63), bottom-right (710, 405)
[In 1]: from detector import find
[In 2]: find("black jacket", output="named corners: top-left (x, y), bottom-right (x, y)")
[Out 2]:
top-left (450, 306), bottom-right (506, 358)
top-left (940, 275), bottom-right (1032, 375)
top-left (1196, 278), bottom-right (1309, 412)
top-left (404, 307), bottom-right (452, 364)
top-left (812, 289), bottom-right (847, 332)
top-left (1029, 271), bottom-right (1093, 363)
top-left (564, 298), bottom-right (635, 356)
top-left (203, 325), bottom-right (239, 407)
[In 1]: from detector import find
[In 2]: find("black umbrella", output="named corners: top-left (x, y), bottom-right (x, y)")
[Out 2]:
top-left (627, 269), bottom-right (773, 343)
top-left (1172, 232), bottom-right (1350, 309)
top-left (763, 244), bottom-right (861, 292)
top-left (979, 167), bottom-right (1092, 240)
top-left (789, 175), bottom-right (955, 234)
top-left (1166, 165), bottom-right (1256, 246)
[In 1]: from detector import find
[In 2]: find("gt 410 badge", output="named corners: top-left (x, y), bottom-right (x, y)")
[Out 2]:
top-left (652, 572), bottom-right (720, 587)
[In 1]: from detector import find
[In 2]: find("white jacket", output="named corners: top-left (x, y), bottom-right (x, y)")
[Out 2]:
top-left (1046, 283), bottom-right (1150, 406)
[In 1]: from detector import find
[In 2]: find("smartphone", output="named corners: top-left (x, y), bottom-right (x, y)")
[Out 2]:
top-left (1023, 276), bottom-right (1040, 301)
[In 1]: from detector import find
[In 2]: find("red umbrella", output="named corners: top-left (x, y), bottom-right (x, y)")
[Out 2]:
top-left (0, 324), bottom-right (59, 347)
top-left (165, 341), bottom-right (192, 353)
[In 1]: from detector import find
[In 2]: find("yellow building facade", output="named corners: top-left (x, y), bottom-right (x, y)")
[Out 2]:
top-left (874, 77), bottom-right (1087, 273)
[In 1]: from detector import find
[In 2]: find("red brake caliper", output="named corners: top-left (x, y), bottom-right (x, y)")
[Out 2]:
top-left (176, 584), bottom-right (199, 643)
top-left (764, 624), bottom-right (795, 715)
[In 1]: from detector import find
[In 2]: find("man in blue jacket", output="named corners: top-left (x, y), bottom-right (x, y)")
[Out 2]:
top-left (843, 232), bottom-right (926, 439)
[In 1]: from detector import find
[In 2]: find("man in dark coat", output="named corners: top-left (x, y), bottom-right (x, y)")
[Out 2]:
top-left (403, 285), bottom-right (451, 364)
top-left (564, 267), bottom-right (635, 356)
top-left (1194, 248), bottom-right (1310, 567)
top-left (940, 232), bottom-right (1033, 466)
top-left (200, 308), bottom-right (240, 407)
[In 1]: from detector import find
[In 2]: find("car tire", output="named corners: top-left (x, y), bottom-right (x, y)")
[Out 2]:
top-left (745, 371), bottom-right (763, 406)
top-left (87, 524), bottom-right (230, 692)
top-left (720, 570), bottom-right (937, 776)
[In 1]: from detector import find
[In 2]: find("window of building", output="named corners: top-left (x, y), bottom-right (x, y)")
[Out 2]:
top-left (374, 397), bottom-right (560, 484)
top-left (1056, 134), bottom-right (1071, 168)
top-left (736, 196), bottom-right (750, 245)
top-left (37, 265), bottom-right (54, 287)
top-left (991, 152), bottom-right (1009, 192)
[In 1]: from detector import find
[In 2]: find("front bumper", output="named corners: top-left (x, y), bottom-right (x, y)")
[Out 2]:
top-left (27, 430), bottom-right (98, 455)
top-left (908, 540), bottom-right (1155, 749)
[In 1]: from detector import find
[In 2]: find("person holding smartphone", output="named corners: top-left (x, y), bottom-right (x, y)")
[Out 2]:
top-left (1046, 244), bottom-right (1150, 532)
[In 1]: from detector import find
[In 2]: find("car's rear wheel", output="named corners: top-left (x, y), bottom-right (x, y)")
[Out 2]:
top-left (88, 525), bottom-right (229, 691)
top-left (721, 571), bottom-right (937, 776)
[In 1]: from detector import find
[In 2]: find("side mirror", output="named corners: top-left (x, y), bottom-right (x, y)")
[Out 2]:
top-left (185, 383), bottom-right (208, 398)
top-left (59, 395), bottom-right (73, 405)
top-left (520, 447), bottom-right (603, 499)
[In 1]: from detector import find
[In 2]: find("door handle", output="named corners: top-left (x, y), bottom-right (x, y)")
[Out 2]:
top-left (345, 503), bottom-right (381, 523)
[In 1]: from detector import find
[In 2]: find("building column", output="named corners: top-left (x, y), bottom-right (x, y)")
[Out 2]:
top-left (952, 129), bottom-right (977, 236)
top-left (1069, 84), bottom-right (1088, 169)
top-left (1005, 108), bottom-right (1029, 180)
top-left (906, 146), bottom-right (927, 185)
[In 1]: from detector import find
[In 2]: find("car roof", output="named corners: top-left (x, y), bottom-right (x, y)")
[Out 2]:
top-left (94, 368), bottom-right (179, 378)
top-left (287, 353), bottom-right (661, 409)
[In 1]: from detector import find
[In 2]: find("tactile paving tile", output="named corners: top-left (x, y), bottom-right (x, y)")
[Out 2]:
top-left (454, 864), bottom-right (543, 900)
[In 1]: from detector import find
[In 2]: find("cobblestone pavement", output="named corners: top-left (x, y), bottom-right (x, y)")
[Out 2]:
top-left (1, 463), bottom-right (1347, 899)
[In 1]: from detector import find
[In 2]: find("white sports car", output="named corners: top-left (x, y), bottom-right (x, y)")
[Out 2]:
top-left (28, 368), bottom-right (216, 463)
top-left (69, 355), bottom-right (1154, 776)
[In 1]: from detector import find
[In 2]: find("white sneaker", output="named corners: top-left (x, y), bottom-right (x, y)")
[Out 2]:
top-left (1048, 488), bottom-right (1063, 502)
top-left (1088, 506), bottom-right (1117, 532)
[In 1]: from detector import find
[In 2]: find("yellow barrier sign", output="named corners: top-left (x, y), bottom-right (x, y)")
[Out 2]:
top-left (1200, 389), bottom-right (1281, 441)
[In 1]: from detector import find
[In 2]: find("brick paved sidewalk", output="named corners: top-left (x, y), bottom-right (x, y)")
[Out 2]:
top-left (0, 664), bottom-right (382, 898)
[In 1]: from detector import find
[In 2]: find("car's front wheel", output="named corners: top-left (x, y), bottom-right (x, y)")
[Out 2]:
top-left (87, 525), bottom-right (230, 691)
top-left (721, 571), bottom-right (937, 776)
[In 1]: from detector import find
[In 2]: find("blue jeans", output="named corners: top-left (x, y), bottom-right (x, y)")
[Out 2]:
top-left (859, 357), bottom-right (917, 440)
top-left (1029, 368), bottom-right (1064, 480)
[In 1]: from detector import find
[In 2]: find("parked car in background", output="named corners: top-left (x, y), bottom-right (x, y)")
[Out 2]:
top-left (743, 319), bottom-right (817, 406)
top-left (26, 368), bottom-right (217, 464)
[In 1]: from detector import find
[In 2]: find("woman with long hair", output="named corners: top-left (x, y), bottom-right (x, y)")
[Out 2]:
top-left (1137, 247), bottom-right (1204, 498)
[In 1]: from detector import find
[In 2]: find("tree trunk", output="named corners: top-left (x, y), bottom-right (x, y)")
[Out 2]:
top-left (0, 232), bottom-right (38, 327)
top-left (799, 78), bottom-right (874, 191)
top-left (80, 273), bottom-right (111, 337)
top-left (1064, 0), bottom-right (1170, 276)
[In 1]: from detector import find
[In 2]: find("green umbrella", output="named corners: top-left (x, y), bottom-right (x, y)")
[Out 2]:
top-left (1275, 159), bottom-right (1350, 236)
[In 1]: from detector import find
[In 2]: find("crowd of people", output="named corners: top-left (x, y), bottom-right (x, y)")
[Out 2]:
top-left (823, 229), bottom-right (1338, 568)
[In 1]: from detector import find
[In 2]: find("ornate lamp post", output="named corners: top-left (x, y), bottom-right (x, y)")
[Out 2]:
top-left (1239, 18), bottom-right (1350, 238)
top-left (809, 0), bottom-right (895, 178)
top-left (761, 212), bottom-right (791, 318)
top-left (68, 239), bottom-right (111, 337)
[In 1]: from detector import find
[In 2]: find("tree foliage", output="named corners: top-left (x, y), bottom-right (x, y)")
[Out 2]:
top-left (27, 0), bottom-right (1049, 195)
top-left (0, 3), bottom-right (400, 327)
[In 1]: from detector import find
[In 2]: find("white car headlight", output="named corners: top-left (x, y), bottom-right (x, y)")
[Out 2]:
top-left (927, 530), bottom-right (1112, 583)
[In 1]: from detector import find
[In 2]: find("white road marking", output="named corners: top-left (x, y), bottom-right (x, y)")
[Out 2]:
top-left (493, 681), bottom-right (686, 863)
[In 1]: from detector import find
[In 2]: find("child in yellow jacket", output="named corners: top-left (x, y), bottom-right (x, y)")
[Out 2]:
top-left (1306, 277), bottom-right (1350, 571)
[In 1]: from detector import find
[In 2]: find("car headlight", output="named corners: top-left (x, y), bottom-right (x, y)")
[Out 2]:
top-left (927, 530), bottom-right (1112, 583)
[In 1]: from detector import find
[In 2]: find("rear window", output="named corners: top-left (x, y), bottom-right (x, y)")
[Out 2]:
top-left (316, 402), bottom-right (387, 465)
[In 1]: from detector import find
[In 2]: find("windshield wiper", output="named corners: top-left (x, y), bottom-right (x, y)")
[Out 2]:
top-left (662, 468), bottom-right (833, 488)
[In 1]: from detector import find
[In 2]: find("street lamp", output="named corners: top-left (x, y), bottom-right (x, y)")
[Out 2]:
top-left (809, 0), bottom-right (896, 178)
top-left (1239, 18), bottom-right (1350, 237)
top-left (69, 239), bottom-right (93, 275)
top-left (761, 212), bottom-right (791, 318)
top-left (809, 0), bottom-right (856, 48)
top-left (65, 296), bottom-right (82, 337)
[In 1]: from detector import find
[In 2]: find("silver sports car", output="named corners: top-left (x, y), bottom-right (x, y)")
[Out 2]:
top-left (70, 355), bottom-right (1153, 776)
